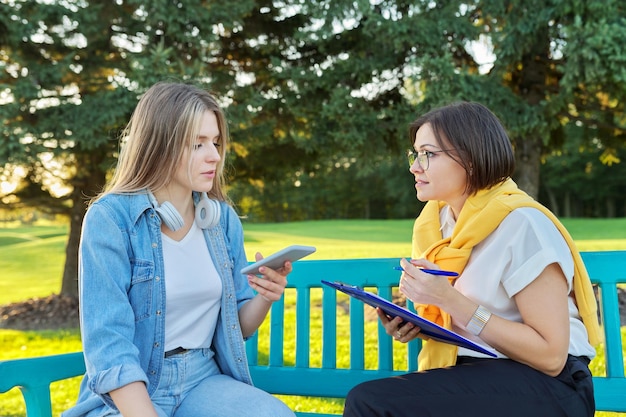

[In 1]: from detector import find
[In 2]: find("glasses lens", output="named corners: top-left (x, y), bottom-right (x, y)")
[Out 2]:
top-left (417, 152), bottom-right (429, 170)
top-left (408, 150), bottom-right (429, 170)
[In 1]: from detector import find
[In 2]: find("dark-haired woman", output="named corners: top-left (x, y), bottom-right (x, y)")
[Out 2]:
top-left (343, 102), bottom-right (600, 417)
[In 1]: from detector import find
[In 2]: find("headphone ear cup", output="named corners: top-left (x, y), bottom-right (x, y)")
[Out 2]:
top-left (195, 192), bottom-right (221, 229)
top-left (147, 190), bottom-right (184, 231)
top-left (157, 201), bottom-right (185, 231)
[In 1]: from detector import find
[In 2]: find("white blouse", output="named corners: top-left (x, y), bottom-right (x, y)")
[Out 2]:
top-left (439, 206), bottom-right (596, 359)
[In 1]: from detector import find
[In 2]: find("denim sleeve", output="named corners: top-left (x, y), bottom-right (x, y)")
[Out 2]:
top-left (79, 202), bottom-right (149, 407)
top-left (220, 202), bottom-right (255, 309)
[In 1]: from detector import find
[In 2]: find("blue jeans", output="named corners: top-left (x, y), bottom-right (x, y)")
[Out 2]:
top-left (106, 348), bottom-right (294, 417)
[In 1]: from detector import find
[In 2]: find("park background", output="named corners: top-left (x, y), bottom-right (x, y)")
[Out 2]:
top-left (1, 0), bottom-right (626, 416)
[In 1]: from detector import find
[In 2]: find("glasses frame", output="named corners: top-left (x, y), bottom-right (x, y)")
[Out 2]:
top-left (407, 149), bottom-right (454, 170)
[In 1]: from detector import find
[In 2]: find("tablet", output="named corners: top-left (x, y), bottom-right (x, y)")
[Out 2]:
top-left (322, 280), bottom-right (497, 357)
top-left (241, 245), bottom-right (316, 275)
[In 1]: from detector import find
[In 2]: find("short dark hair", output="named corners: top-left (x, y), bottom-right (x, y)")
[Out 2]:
top-left (409, 101), bottom-right (515, 195)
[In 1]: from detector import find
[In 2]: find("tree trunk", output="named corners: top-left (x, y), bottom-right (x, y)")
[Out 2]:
top-left (512, 134), bottom-right (542, 199)
top-left (61, 195), bottom-right (85, 297)
top-left (606, 197), bottom-right (615, 218)
top-left (507, 25), bottom-right (550, 201)
top-left (564, 192), bottom-right (572, 217)
top-left (60, 151), bottom-right (107, 297)
top-left (544, 185), bottom-right (560, 216)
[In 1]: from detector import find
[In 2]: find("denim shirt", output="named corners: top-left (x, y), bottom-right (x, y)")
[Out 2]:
top-left (62, 192), bottom-right (255, 417)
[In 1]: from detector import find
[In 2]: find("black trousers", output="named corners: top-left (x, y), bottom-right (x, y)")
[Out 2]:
top-left (343, 355), bottom-right (594, 417)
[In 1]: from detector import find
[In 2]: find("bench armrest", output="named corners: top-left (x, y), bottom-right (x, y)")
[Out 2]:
top-left (0, 352), bottom-right (85, 417)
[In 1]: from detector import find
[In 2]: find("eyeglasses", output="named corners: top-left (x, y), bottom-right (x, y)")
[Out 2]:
top-left (407, 149), bottom-right (453, 170)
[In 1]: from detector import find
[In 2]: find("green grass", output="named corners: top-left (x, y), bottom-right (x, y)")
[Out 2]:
top-left (561, 218), bottom-right (626, 251)
top-left (242, 217), bottom-right (626, 255)
top-left (1, 219), bottom-right (625, 416)
top-left (0, 225), bottom-right (69, 305)
top-left (3, 218), bottom-right (624, 305)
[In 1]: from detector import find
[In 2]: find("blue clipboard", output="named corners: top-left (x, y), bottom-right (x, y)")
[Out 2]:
top-left (322, 280), bottom-right (497, 357)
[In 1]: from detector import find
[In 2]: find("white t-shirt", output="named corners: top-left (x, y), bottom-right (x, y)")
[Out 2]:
top-left (162, 223), bottom-right (222, 352)
top-left (438, 206), bottom-right (596, 359)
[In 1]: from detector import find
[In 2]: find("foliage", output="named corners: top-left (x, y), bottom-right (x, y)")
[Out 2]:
top-left (2, 1), bottom-right (626, 297)
top-left (540, 125), bottom-right (626, 217)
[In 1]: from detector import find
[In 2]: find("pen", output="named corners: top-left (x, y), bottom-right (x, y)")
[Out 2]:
top-left (393, 266), bottom-right (459, 277)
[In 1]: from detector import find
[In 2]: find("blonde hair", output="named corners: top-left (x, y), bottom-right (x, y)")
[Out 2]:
top-left (97, 82), bottom-right (229, 202)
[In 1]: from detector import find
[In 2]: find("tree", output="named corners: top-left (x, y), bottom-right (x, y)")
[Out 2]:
top-left (540, 123), bottom-right (626, 217)
top-left (2, 0), bottom-right (625, 299)
top-left (0, 0), bottom-right (268, 296)
top-left (266, 0), bottom-right (626, 200)
top-left (1, 2), bottom-right (138, 296)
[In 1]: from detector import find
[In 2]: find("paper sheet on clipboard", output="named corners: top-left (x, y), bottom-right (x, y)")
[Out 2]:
top-left (322, 280), bottom-right (497, 357)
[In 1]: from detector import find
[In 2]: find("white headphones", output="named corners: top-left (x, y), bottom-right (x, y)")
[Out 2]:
top-left (147, 190), bottom-right (220, 231)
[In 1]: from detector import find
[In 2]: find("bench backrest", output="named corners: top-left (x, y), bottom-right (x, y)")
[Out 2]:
top-left (1, 251), bottom-right (625, 416)
top-left (247, 252), bottom-right (626, 412)
top-left (246, 257), bottom-right (420, 399)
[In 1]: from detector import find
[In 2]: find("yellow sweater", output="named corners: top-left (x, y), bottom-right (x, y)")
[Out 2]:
top-left (412, 178), bottom-right (602, 371)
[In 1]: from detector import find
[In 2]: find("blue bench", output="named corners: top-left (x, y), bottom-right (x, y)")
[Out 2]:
top-left (1, 251), bottom-right (625, 416)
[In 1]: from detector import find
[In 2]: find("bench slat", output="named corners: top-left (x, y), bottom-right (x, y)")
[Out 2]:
top-left (249, 367), bottom-right (406, 397)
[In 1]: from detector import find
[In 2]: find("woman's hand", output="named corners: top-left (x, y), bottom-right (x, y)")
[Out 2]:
top-left (377, 308), bottom-right (424, 343)
top-left (398, 258), bottom-right (454, 308)
top-left (239, 253), bottom-right (292, 337)
top-left (246, 252), bottom-right (292, 302)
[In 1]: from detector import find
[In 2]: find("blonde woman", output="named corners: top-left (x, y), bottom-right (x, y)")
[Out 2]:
top-left (63, 82), bottom-right (295, 417)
